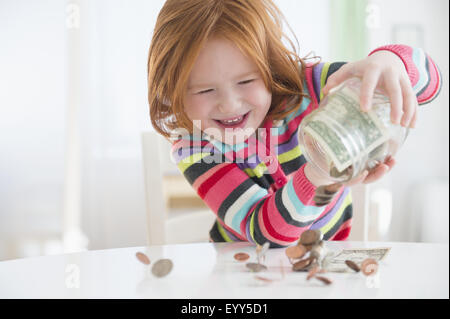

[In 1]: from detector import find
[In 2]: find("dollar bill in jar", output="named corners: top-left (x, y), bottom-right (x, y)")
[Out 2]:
top-left (298, 77), bottom-right (409, 182)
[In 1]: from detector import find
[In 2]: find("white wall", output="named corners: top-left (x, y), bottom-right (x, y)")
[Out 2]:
top-left (366, 0), bottom-right (449, 242)
top-left (0, 0), bottom-right (66, 258)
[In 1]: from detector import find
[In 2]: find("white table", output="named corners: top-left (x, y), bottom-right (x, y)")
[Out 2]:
top-left (0, 241), bottom-right (448, 299)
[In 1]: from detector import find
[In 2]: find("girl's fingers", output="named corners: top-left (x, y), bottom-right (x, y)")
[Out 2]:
top-left (384, 156), bottom-right (396, 171)
top-left (363, 164), bottom-right (389, 184)
top-left (344, 170), bottom-right (369, 187)
top-left (383, 72), bottom-right (403, 125)
top-left (409, 100), bottom-right (419, 128)
top-left (322, 63), bottom-right (353, 96)
top-left (359, 68), bottom-right (381, 111)
top-left (399, 77), bottom-right (417, 127)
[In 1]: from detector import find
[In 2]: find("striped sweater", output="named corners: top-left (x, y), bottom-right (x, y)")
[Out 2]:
top-left (171, 44), bottom-right (442, 247)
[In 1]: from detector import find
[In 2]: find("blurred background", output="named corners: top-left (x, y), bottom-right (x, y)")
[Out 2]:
top-left (0, 0), bottom-right (448, 261)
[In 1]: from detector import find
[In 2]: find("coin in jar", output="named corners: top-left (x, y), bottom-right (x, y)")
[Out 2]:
top-left (234, 252), bottom-right (250, 262)
top-left (135, 252), bottom-right (151, 265)
top-left (285, 245), bottom-right (306, 259)
top-left (345, 260), bottom-right (360, 272)
top-left (151, 259), bottom-right (173, 277)
top-left (246, 262), bottom-right (268, 273)
top-left (361, 258), bottom-right (378, 276)
top-left (300, 229), bottom-right (323, 246)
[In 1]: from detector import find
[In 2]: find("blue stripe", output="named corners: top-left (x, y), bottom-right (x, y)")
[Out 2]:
top-left (412, 48), bottom-right (428, 93)
top-left (231, 188), bottom-right (268, 232)
top-left (286, 179), bottom-right (324, 216)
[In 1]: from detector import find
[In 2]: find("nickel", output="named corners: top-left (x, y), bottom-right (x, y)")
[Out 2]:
top-left (151, 259), bottom-right (173, 278)
top-left (246, 262), bottom-right (268, 273)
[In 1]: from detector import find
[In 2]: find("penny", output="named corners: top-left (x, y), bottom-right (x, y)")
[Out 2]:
top-left (285, 245), bottom-right (306, 259)
top-left (254, 275), bottom-right (275, 283)
top-left (135, 252), bottom-right (150, 265)
top-left (151, 259), bottom-right (173, 277)
top-left (345, 260), bottom-right (360, 272)
top-left (246, 262), bottom-right (268, 273)
top-left (361, 258), bottom-right (378, 276)
top-left (306, 265), bottom-right (320, 281)
top-left (292, 257), bottom-right (312, 272)
top-left (234, 252), bottom-right (250, 262)
top-left (315, 275), bottom-right (333, 285)
top-left (300, 230), bottom-right (323, 246)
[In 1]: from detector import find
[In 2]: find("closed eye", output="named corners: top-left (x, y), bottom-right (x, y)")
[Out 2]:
top-left (197, 89), bottom-right (214, 95)
top-left (239, 79), bottom-right (254, 85)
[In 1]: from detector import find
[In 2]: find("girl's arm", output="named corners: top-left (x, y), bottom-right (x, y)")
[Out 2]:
top-left (171, 138), bottom-right (352, 248)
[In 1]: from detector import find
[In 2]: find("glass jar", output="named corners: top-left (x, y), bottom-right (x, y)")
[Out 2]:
top-left (298, 77), bottom-right (409, 183)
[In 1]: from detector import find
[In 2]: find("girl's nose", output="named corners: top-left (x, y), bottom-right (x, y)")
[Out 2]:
top-left (218, 92), bottom-right (241, 114)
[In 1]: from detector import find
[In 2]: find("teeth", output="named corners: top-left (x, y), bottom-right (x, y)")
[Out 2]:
top-left (220, 116), bottom-right (243, 125)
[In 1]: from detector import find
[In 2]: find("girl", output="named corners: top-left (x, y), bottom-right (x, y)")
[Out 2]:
top-left (147, 0), bottom-right (441, 247)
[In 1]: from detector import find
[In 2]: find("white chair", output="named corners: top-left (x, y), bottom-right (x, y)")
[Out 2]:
top-left (141, 131), bottom-right (216, 245)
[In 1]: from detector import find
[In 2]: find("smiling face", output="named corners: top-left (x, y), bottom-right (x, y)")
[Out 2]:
top-left (184, 37), bottom-right (272, 145)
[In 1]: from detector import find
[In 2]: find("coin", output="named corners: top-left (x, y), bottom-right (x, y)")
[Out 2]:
top-left (361, 258), bottom-right (378, 276)
top-left (135, 252), bottom-right (150, 265)
top-left (300, 229), bottom-right (322, 246)
top-left (151, 259), bottom-right (173, 277)
top-left (315, 275), bottom-right (333, 285)
top-left (302, 243), bottom-right (314, 252)
top-left (310, 241), bottom-right (324, 259)
top-left (234, 252), bottom-right (250, 262)
top-left (345, 260), bottom-right (360, 272)
top-left (306, 265), bottom-right (320, 281)
top-left (256, 242), bottom-right (270, 264)
top-left (285, 245), bottom-right (306, 259)
top-left (292, 257), bottom-right (312, 272)
top-left (254, 275), bottom-right (275, 283)
top-left (246, 262), bottom-right (268, 273)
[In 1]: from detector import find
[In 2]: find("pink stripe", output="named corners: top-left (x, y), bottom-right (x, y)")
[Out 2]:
top-left (192, 163), bottom-right (229, 192)
top-left (292, 165), bottom-right (317, 205)
top-left (266, 193), bottom-right (309, 237)
top-left (305, 65), bottom-right (320, 108)
top-left (257, 202), bottom-right (293, 246)
top-left (370, 45), bottom-right (420, 87)
top-left (202, 166), bottom-right (249, 212)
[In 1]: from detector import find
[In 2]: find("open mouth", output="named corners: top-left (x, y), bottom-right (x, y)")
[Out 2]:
top-left (214, 112), bottom-right (250, 129)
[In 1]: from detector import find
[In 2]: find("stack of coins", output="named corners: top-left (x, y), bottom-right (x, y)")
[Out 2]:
top-left (285, 229), bottom-right (333, 284)
top-left (286, 229), bottom-right (323, 272)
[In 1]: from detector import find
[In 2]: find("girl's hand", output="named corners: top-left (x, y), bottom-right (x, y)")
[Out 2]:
top-left (305, 156), bottom-right (396, 188)
top-left (322, 51), bottom-right (419, 129)
top-left (344, 156), bottom-right (396, 186)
